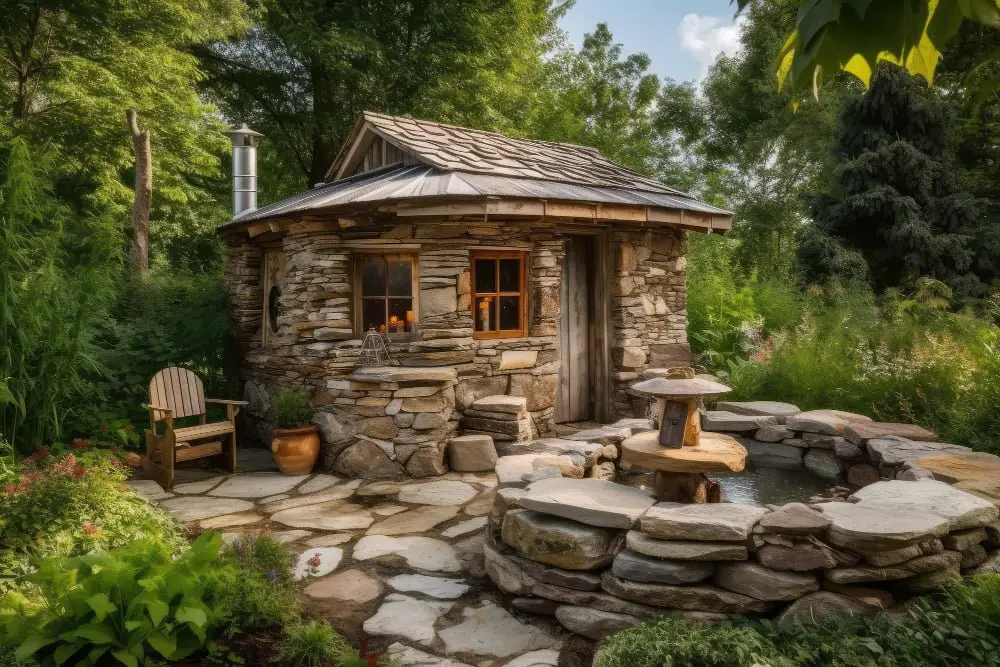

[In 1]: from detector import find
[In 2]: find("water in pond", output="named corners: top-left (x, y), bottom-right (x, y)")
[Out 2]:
top-left (618, 465), bottom-right (830, 506)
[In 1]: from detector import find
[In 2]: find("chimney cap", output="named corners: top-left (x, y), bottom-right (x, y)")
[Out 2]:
top-left (226, 123), bottom-right (264, 143)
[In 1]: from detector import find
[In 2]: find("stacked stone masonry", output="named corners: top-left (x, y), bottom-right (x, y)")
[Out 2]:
top-left (485, 475), bottom-right (1000, 638)
top-left (223, 220), bottom-right (692, 477)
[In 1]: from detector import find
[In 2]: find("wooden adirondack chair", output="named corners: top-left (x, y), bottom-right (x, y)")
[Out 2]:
top-left (145, 367), bottom-right (248, 489)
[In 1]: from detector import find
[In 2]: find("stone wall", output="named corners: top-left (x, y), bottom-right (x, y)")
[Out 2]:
top-left (485, 476), bottom-right (1000, 640)
top-left (222, 219), bottom-right (691, 477)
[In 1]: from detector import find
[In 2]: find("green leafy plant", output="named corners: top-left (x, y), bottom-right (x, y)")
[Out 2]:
top-left (0, 532), bottom-right (233, 666)
top-left (268, 389), bottom-right (314, 429)
top-left (214, 533), bottom-right (299, 635)
top-left (272, 621), bottom-right (358, 667)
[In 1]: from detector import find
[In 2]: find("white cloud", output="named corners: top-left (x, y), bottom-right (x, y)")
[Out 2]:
top-left (678, 13), bottom-right (748, 79)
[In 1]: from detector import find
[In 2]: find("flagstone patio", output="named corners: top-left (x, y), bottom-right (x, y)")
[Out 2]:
top-left (129, 450), bottom-right (578, 666)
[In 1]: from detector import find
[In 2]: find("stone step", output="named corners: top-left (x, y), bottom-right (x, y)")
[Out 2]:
top-left (471, 394), bottom-right (527, 415)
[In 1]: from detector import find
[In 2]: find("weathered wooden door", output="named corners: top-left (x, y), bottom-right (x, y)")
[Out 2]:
top-left (556, 236), bottom-right (594, 422)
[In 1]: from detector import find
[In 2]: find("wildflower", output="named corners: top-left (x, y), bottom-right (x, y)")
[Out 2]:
top-left (2, 485), bottom-right (14, 494)
top-left (32, 446), bottom-right (49, 461)
top-left (307, 553), bottom-right (321, 568)
top-left (266, 570), bottom-right (277, 583)
top-left (72, 465), bottom-right (87, 479)
top-left (82, 522), bottom-right (97, 535)
top-left (72, 438), bottom-right (90, 450)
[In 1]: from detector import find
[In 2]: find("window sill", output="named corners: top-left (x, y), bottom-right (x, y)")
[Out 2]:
top-left (473, 330), bottom-right (528, 340)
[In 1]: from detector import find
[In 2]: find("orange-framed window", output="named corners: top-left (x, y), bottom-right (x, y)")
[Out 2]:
top-left (471, 251), bottom-right (528, 339)
top-left (355, 253), bottom-right (417, 338)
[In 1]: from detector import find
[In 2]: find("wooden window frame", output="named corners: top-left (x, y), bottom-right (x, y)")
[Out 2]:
top-left (470, 250), bottom-right (528, 340)
top-left (353, 252), bottom-right (419, 340)
top-left (261, 247), bottom-right (286, 348)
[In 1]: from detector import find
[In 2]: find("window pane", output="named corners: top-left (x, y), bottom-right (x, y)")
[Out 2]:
top-left (499, 258), bottom-right (521, 292)
top-left (388, 261), bottom-right (412, 296)
top-left (475, 296), bottom-right (496, 332)
top-left (475, 259), bottom-right (496, 293)
top-left (362, 299), bottom-right (387, 333)
top-left (388, 298), bottom-right (413, 333)
top-left (361, 257), bottom-right (387, 296)
top-left (499, 296), bottom-right (520, 331)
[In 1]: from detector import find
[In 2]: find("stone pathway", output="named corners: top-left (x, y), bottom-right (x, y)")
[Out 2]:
top-left (130, 453), bottom-right (570, 666)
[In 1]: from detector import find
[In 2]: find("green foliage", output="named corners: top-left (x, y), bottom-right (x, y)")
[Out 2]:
top-left (214, 533), bottom-right (300, 635)
top-left (0, 448), bottom-right (185, 593)
top-left (272, 621), bottom-right (358, 667)
top-left (0, 532), bottom-right (232, 666)
top-left (269, 390), bottom-right (314, 429)
top-left (597, 574), bottom-right (1000, 667)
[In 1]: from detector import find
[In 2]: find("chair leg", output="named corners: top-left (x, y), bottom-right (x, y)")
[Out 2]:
top-left (227, 431), bottom-right (238, 472)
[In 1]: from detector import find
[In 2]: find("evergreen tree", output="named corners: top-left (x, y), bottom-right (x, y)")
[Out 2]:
top-left (799, 63), bottom-right (998, 302)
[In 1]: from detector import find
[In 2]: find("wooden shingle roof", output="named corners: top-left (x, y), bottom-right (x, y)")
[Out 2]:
top-left (327, 111), bottom-right (686, 196)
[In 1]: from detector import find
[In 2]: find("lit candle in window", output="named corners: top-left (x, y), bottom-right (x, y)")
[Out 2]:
top-left (479, 297), bottom-right (491, 332)
top-left (389, 315), bottom-right (403, 334)
top-left (405, 310), bottom-right (414, 331)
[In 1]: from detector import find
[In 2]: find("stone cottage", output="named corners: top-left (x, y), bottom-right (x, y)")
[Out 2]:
top-left (219, 112), bottom-right (732, 478)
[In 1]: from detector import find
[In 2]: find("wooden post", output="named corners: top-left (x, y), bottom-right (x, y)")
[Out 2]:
top-left (127, 109), bottom-right (151, 274)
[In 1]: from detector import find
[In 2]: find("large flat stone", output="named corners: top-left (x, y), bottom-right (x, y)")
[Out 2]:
top-left (353, 535), bottom-right (462, 572)
top-left (866, 437), bottom-right (969, 467)
top-left (262, 480), bottom-right (362, 512)
top-left (851, 479), bottom-right (999, 530)
top-left (757, 543), bottom-right (838, 571)
top-left (602, 573), bottom-right (772, 614)
top-left (612, 549), bottom-right (715, 584)
top-left (741, 440), bottom-right (804, 469)
top-left (555, 605), bottom-right (641, 640)
top-left (502, 510), bottom-right (621, 570)
top-left (918, 451), bottom-right (1000, 505)
top-left (496, 438), bottom-right (603, 465)
top-left (825, 550), bottom-right (962, 584)
top-left (818, 501), bottom-right (950, 551)
top-left (757, 503), bottom-right (831, 535)
top-left (172, 476), bottom-right (227, 495)
top-left (398, 480), bottom-right (478, 506)
top-left (518, 478), bottom-right (655, 529)
top-left (387, 574), bottom-right (470, 599)
top-left (367, 505), bottom-right (460, 536)
top-left (304, 568), bottom-right (381, 602)
top-left (716, 401), bottom-right (801, 424)
top-left (471, 395), bottom-right (526, 414)
top-left (702, 411), bottom-right (778, 432)
top-left (292, 547), bottom-right (343, 580)
top-left (495, 454), bottom-right (577, 488)
top-left (441, 516), bottom-right (488, 538)
top-left (786, 410), bottom-right (871, 436)
top-left (363, 594), bottom-right (454, 645)
top-left (626, 531), bottom-right (747, 561)
top-left (385, 644), bottom-right (473, 667)
top-left (713, 562), bottom-right (819, 601)
top-left (271, 501), bottom-right (375, 531)
top-left (159, 496), bottom-right (254, 522)
top-left (438, 601), bottom-right (558, 658)
top-left (208, 472), bottom-right (308, 498)
top-left (844, 422), bottom-right (938, 445)
top-left (126, 480), bottom-right (170, 501)
top-left (504, 650), bottom-right (560, 667)
top-left (640, 503), bottom-right (768, 541)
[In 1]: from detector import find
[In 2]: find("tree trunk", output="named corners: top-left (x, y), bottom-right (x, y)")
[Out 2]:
top-left (127, 109), bottom-right (151, 274)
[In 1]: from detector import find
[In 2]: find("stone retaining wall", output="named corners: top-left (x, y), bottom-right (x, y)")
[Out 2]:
top-left (484, 476), bottom-right (1000, 640)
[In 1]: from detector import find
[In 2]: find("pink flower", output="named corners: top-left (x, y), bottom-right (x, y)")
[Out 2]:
top-left (307, 553), bottom-right (321, 568)
top-left (72, 438), bottom-right (90, 450)
top-left (82, 522), bottom-right (97, 534)
top-left (72, 465), bottom-right (87, 479)
top-left (2, 485), bottom-right (14, 494)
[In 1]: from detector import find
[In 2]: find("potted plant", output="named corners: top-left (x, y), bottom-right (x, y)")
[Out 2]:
top-left (268, 389), bottom-right (320, 475)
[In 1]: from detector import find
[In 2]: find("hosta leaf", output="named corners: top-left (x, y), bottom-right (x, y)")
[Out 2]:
top-left (146, 599), bottom-right (169, 627)
top-left (54, 642), bottom-right (84, 665)
top-left (175, 605), bottom-right (207, 628)
top-left (16, 635), bottom-right (57, 660)
top-left (147, 631), bottom-right (178, 658)
top-left (86, 593), bottom-right (117, 622)
top-left (111, 648), bottom-right (139, 667)
top-left (73, 623), bottom-right (116, 644)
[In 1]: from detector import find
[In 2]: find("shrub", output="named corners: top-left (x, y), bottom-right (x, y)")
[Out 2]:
top-left (214, 533), bottom-right (300, 635)
top-left (272, 621), bottom-right (359, 667)
top-left (269, 389), bottom-right (314, 429)
top-left (595, 575), bottom-right (1000, 667)
top-left (0, 532), bottom-right (233, 666)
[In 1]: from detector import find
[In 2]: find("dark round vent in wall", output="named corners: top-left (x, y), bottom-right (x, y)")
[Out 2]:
top-left (268, 285), bottom-right (281, 333)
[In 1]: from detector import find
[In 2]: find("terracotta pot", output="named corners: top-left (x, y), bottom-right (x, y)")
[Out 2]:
top-left (271, 424), bottom-right (320, 475)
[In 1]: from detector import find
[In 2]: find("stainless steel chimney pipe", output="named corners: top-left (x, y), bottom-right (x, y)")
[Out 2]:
top-left (226, 124), bottom-right (264, 217)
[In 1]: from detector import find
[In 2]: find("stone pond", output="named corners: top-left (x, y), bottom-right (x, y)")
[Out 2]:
top-left (131, 399), bottom-right (1000, 665)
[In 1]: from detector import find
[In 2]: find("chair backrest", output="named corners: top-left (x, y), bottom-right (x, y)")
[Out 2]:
top-left (149, 367), bottom-right (206, 420)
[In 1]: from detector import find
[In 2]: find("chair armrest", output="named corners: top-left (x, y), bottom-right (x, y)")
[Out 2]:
top-left (205, 399), bottom-right (249, 406)
top-left (149, 405), bottom-right (173, 416)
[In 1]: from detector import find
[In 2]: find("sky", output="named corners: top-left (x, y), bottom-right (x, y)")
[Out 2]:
top-left (558, 0), bottom-right (746, 83)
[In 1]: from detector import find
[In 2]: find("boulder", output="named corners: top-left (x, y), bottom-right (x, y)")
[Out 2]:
top-left (960, 544), bottom-right (988, 570)
top-left (757, 543), bottom-right (839, 572)
top-left (448, 435), bottom-right (498, 472)
top-left (786, 410), bottom-right (872, 436)
top-left (602, 573), bottom-right (773, 614)
top-left (969, 551), bottom-right (1000, 575)
top-left (702, 411), bottom-right (778, 432)
top-left (501, 510), bottom-right (621, 570)
top-left (846, 464), bottom-right (880, 488)
top-left (405, 446), bottom-right (448, 477)
top-left (818, 501), bottom-right (950, 551)
top-left (333, 440), bottom-right (404, 478)
top-left (715, 401), bottom-right (801, 424)
top-left (844, 422), bottom-right (938, 445)
top-left (943, 528), bottom-right (986, 552)
top-left (825, 550), bottom-right (963, 584)
top-left (851, 479), bottom-right (999, 531)
top-left (518, 477), bottom-right (655, 529)
top-left (714, 562), bottom-right (819, 601)
top-left (626, 531), bottom-right (747, 561)
top-left (758, 503), bottom-right (831, 535)
top-left (823, 582), bottom-right (894, 609)
top-left (741, 440), bottom-right (804, 469)
top-left (892, 566), bottom-right (962, 594)
top-left (554, 606), bottom-right (641, 640)
top-left (612, 549), bottom-right (716, 585)
top-left (833, 439), bottom-right (863, 459)
top-left (867, 438), bottom-right (969, 468)
top-left (640, 503), bottom-right (769, 542)
top-left (777, 592), bottom-right (876, 625)
top-left (804, 450), bottom-right (842, 483)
